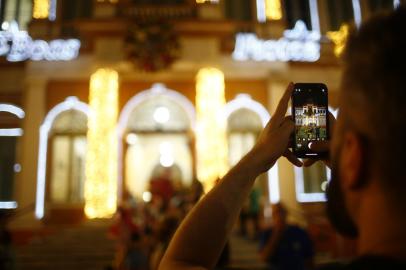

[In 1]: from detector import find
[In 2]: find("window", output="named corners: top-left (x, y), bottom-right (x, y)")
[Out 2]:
top-left (0, 137), bottom-right (17, 202)
top-left (227, 108), bottom-right (261, 166)
top-left (303, 161), bottom-right (328, 193)
top-left (224, 0), bottom-right (253, 21)
top-left (327, 0), bottom-right (354, 30)
top-left (49, 110), bottom-right (88, 204)
top-left (283, 0), bottom-right (311, 29)
top-left (0, 103), bottom-right (24, 209)
top-left (1, 0), bottom-right (32, 29)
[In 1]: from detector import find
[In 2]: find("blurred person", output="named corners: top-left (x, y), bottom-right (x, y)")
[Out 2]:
top-left (159, 7), bottom-right (406, 270)
top-left (123, 231), bottom-right (148, 270)
top-left (109, 207), bottom-right (144, 270)
top-left (259, 203), bottom-right (314, 270)
top-left (248, 185), bottom-right (261, 239)
top-left (150, 169), bottom-right (175, 209)
top-left (150, 215), bottom-right (180, 270)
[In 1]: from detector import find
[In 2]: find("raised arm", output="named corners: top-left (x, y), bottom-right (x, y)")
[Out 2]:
top-left (159, 83), bottom-right (301, 270)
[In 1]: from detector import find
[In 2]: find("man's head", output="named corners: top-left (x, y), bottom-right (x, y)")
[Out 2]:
top-left (328, 7), bottom-right (406, 238)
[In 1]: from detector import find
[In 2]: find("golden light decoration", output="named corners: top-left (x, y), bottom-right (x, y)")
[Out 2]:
top-left (266, 0), bottom-right (283, 20)
top-left (196, 0), bottom-right (219, 3)
top-left (33, 0), bottom-right (50, 19)
top-left (85, 68), bottom-right (119, 219)
top-left (196, 68), bottom-right (228, 191)
top-left (327, 23), bottom-right (350, 57)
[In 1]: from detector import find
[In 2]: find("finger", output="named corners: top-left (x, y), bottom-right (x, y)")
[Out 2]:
top-left (283, 150), bottom-right (303, 167)
top-left (279, 117), bottom-right (295, 136)
top-left (269, 83), bottom-right (294, 129)
top-left (303, 159), bottom-right (317, 167)
top-left (328, 111), bottom-right (336, 135)
top-left (309, 141), bottom-right (330, 152)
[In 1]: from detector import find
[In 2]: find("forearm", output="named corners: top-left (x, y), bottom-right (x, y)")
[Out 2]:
top-left (260, 231), bottom-right (282, 261)
top-left (160, 150), bottom-right (269, 270)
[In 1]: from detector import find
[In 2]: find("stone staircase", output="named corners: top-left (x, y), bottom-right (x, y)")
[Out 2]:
top-left (228, 233), bottom-right (268, 269)
top-left (15, 220), bottom-right (115, 270)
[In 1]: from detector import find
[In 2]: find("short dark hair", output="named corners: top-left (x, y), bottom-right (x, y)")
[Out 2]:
top-left (341, 7), bottom-right (406, 204)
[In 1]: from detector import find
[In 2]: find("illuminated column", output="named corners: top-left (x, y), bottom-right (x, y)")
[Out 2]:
top-left (33, 0), bottom-right (50, 19)
top-left (85, 69), bottom-right (119, 218)
top-left (257, 0), bottom-right (282, 22)
top-left (196, 68), bottom-right (228, 191)
top-left (266, 0), bottom-right (282, 20)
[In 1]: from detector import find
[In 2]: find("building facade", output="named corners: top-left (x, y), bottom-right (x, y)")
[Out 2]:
top-left (0, 0), bottom-right (401, 260)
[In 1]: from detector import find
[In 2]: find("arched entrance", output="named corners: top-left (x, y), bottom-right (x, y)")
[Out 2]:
top-left (117, 83), bottom-right (195, 202)
top-left (35, 97), bottom-right (89, 219)
top-left (224, 94), bottom-right (279, 203)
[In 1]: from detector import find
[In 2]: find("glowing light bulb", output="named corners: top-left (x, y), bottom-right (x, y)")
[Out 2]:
top-left (126, 133), bottom-right (138, 145)
top-left (142, 191), bottom-right (152, 202)
top-left (153, 106), bottom-right (170, 124)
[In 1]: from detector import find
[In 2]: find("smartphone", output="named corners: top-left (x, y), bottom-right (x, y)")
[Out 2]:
top-left (291, 83), bottom-right (329, 158)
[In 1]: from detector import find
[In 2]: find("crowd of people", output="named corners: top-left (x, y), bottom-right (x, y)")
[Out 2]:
top-left (107, 177), bottom-right (205, 270)
top-left (108, 168), bottom-right (317, 270)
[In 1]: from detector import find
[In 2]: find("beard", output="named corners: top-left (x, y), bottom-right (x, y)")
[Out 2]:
top-left (326, 158), bottom-right (359, 238)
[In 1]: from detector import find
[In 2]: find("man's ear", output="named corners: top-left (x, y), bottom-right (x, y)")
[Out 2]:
top-left (340, 131), bottom-right (365, 190)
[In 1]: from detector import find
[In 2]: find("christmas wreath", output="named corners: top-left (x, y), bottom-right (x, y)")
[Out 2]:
top-left (126, 19), bottom-right (180, 72)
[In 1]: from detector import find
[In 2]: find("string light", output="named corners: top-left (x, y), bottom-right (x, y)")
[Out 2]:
top-left (196, 68), bottom-right (228, 191)
top-left (0, 104), bottom-right (25, 118)
top-left (352, 0), bottom-right (362, 29)
top-left (327, 23), bottom-right (349, 57)
top-left (309, 0), bottom-right (320, 33)
top-left (33, 0), bottom-right (50, 19)
top-left (0, 201), bottom-right (18, 209)
top-left (196, 0), bottom-right (219, 3)
top-left (265, 0), bottom-right (282, 20)
top-left (85, 69), bottom-right (119, 219)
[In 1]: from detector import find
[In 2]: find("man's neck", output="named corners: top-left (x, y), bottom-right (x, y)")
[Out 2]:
top-left (357, 185), bottom-right (406, 260)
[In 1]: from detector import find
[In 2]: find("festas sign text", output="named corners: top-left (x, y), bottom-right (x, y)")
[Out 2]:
top-left (0, 21), bottom-right (81, 62)
top-left (232, 20), bottom-right (320, 62)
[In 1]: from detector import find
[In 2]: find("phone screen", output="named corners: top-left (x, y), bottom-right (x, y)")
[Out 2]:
top-left (292, 83), bottom-right (328, 158)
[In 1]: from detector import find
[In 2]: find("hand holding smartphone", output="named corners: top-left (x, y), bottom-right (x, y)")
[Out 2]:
top-left (291, 83), bottom-right (329, 159)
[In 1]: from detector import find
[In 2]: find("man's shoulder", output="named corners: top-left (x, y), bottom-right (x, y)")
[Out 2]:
top-left (318, 256), bottom-right (406, 270)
